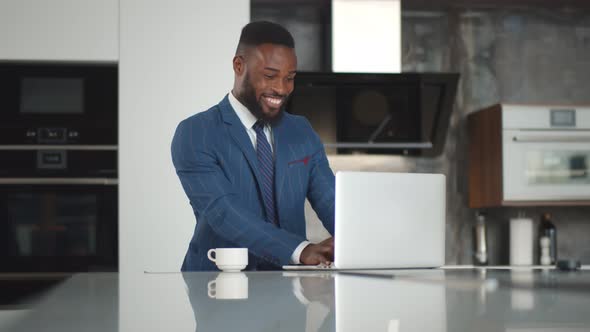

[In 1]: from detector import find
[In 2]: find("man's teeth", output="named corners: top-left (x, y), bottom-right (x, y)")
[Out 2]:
top-left (265, 96), bottom-right (282, 106)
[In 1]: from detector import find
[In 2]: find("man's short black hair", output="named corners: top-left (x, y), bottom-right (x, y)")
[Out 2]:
top-left (236, 21), bottom-right (295, 54)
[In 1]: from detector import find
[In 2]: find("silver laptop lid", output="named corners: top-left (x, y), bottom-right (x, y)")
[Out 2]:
top-left (334, 172), bottom-right (446, 269)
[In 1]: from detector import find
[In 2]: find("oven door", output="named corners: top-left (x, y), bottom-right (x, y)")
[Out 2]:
top-left (503, 130), bottom-right (590, 201)
top-left (0, 182), bottom-right (117, 272)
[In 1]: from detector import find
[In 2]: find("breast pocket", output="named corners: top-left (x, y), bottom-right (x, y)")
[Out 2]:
top-left (287, 155), bottom-right (312, 168)
top-left (283, 152), bottom-right (312, 197)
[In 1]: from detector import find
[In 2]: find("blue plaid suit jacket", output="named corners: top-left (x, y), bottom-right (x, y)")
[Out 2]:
top-left (171, 95), bottom-right (335, 271)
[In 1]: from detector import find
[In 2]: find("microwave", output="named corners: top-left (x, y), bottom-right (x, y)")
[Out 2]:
top-left (469, 104), bottom-right (590, 207)
top-left (0, 62), bottom-right (117, 145)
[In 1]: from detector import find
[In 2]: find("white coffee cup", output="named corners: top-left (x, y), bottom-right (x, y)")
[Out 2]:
top-left (207, 272), bottom-right (249, 300)
top-left (207, 248), bottom-right (248, 272)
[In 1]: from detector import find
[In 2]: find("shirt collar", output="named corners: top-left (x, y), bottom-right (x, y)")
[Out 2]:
top-left (228, 90), bottom-right (258, 130)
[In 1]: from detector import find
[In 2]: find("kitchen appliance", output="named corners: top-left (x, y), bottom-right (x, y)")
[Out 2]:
top-left (503, 105), bottom-right (590, 201)
top-left (0, 62), bottom-right (117, 145)
top-left (287, 72), bottom-right (459, 156)
top-left (0, 176), bottom-right (118, 272)
top-left (469, 104), bottom-right (590, 207)
top-left (0, 62), bottom-right (118, 272)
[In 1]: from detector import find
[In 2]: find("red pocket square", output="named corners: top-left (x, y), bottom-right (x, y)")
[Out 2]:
top-left (288, 155), bottom-right (311, 166)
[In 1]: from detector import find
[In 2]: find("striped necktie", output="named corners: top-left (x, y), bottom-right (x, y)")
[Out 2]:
top-left (253, 121), bottom-right (279, 226)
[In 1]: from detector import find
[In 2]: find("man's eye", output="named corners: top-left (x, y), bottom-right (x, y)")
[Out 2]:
top-left (287, 77), bottom-right (295, 82)
top-left (264, 74), bottom-right (275, 79)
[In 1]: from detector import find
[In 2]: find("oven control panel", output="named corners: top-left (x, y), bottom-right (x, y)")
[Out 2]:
top-left (25, 128), bottom-right (80, 144)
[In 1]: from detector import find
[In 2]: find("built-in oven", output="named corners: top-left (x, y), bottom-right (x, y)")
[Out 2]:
top-left (0, 62), bottom-right (117, 145)
top-left (0, 182), bottom-right (117, 272)
top-left (502, 106), bottom-right (590, 201)
top-left (0, 148), bottom-right (118, 272)
top-left (0, 62), bottom-right (118, 272)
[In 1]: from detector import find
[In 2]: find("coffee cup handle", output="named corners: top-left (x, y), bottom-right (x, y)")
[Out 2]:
top-left (207, 280), bottom-right (216, 298)
top-left (207, 249), bottom-right (216, 263)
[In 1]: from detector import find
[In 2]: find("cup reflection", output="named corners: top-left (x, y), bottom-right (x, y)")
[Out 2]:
top-left (207, 272), bottom-right (249, 300)
top-left (183, 272), bottom-right (335, 332)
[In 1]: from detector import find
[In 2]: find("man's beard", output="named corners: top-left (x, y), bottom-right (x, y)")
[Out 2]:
top-left (240, 72), bottom-right (287, 125)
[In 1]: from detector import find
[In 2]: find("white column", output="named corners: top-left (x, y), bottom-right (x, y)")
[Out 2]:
top-left (119, 0), bottom-right (249, 273)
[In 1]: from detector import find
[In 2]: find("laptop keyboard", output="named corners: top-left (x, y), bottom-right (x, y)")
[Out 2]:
top-left (282, 262), bottom-right (335, 270)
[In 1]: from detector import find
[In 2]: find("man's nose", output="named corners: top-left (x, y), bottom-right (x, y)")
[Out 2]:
top-left (271, 79), bottom-right (287, 96)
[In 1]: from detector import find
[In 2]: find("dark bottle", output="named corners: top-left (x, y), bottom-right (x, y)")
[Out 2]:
top-left (539, 213), bottom-right (557, 264)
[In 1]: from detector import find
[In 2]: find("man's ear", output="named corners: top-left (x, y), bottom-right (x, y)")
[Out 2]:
top-left (233, 55), bottom-right (245, 75)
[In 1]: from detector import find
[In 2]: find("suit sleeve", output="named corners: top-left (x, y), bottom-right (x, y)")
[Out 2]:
top-left (171, 118), bottom-right (304, 266)
top-left (304, 120), bottom-right (336, 235)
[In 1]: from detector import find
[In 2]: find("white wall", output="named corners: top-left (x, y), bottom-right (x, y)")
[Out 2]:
top-left (119, 0), bottom-right (249, 273)
top-left (0, 0), bottom-right (118, 62)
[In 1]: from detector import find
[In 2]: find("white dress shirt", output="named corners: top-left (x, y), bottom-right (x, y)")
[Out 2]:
top-left (228, 91), bottom-right (310, 264)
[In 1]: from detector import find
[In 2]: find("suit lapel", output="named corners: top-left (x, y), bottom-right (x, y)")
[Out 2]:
top-left (218, 96), bottom-right (264, 192)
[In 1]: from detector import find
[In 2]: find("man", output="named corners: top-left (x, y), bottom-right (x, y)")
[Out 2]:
top-left (171, 21), bottom-right (335, 271)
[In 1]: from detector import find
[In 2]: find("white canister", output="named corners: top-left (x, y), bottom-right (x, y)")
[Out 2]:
top-left (509, 217), bottom-right (534, 265)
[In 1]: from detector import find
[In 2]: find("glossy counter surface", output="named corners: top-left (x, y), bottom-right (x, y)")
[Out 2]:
top-left (3, 269), bottom-right (590, 332)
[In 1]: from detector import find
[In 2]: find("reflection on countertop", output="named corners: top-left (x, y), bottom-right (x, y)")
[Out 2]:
top-left (0, 273), bottom-right (69, 331)
top-left (3, 269), bottom-right (590, 332)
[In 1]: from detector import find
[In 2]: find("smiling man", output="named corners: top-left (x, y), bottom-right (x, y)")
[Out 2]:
top-left (171, 21), bottom-right (335, 271)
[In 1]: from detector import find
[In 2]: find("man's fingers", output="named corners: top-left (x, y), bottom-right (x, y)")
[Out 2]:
top-left (301, 241), bottom-right (335, 265)
top-left (318, 245), bottom-right (334, 261)
top-left (315, 253), bottom-right (331, 265)
top-left (320, 237), bottom-right (334, 248)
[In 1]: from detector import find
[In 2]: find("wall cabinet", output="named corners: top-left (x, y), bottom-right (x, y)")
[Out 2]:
top-left (0, 0), bottom-right (118, 62)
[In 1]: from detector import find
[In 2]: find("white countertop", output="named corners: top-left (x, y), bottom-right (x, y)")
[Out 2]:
top-left (3, 268), bottom-right (590, 332)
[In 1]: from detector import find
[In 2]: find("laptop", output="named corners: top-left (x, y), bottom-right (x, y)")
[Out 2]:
top-left (283, 171), bottom-right (446, 270)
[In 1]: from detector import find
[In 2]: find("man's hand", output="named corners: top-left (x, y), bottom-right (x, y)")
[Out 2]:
top-left (300, 237), bottom-right (334, 265)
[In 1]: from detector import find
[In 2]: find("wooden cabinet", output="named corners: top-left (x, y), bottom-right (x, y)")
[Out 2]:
top-left (468, 104), bottom-right (504, 208)
top-left (0, 0), bottom-right (118, 62)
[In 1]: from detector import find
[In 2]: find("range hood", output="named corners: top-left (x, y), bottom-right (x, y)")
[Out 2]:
top-left (286, 72), bottom-right (459, 157)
